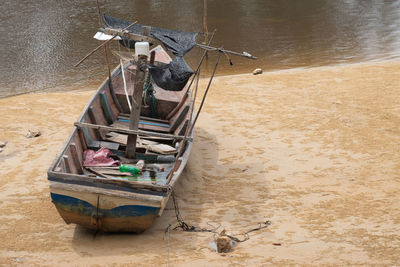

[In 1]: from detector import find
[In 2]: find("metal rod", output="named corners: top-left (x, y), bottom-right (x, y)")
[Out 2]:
top-left (189, 51), bottom-right (222, 134)
top-left (74, 21), bottom-right (137, 68)
top-left (196, 43), bottom-right (257, 59)
top-left (185, 29), bottom-right (217, 93)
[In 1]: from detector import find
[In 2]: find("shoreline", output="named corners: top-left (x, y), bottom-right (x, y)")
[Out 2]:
top-left (0, 60), bottom-right (399, 265)
top-left (2, 58), bottom-right (399, 100)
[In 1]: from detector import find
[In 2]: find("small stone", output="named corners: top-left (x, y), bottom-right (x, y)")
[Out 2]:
top-left (26, 130), bottom-right (41, 138)
top-left (217, 236), bottom-right (231, 253)
top-left (253, 68), bottom-right (263, 75)
top-left (216, 230), bottom-right (232, 253)
top-left (0, 141), bottom-right (7, 148)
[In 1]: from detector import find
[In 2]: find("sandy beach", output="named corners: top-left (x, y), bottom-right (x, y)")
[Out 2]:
top-left (0, 60), bottom-right (399, 266)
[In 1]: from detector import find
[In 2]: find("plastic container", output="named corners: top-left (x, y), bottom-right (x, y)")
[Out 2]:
top-left (136, 160), bottom-right (145, 170)
top-left (119, 164), bottom-right (141, 175)
top-left (135, 42), bottom-right (149, 59)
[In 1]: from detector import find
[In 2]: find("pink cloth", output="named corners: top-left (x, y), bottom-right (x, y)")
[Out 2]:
top-left (83, 148), bottom-right (120, 167)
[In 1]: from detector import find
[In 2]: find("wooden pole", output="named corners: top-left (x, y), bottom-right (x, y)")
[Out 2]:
top-left (189, 51), bottom-right (222, 134)
top-left (203, 0), bottom-right (208, 44)
top-left (74, 22), bottom-right (137, 68)
top-left (95, 0), bottom-right (123, 112)
top-left (125, 26), bottom-right (151, 158)
top-left (96, 0), bottom-right (112, 79)
top-left (150, 50), bottom-right (156, 65)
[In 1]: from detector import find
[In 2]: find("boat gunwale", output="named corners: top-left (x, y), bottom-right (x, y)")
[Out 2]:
top-left (49, 180), bottom-right (164, 203)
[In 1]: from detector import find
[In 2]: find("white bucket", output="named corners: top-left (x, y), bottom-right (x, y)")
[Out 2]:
top-left (135, 42), bottom-right (149, 59)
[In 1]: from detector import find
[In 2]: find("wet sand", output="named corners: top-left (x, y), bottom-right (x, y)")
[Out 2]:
top-left (0, 61), bottom-right (399, 266)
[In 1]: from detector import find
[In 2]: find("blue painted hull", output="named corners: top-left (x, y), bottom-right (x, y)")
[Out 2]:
top-left (51, 193), bottom-right (161, 233)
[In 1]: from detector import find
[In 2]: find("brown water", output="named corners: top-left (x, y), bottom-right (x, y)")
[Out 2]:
top-left (1, 0), bottom-right (399, 98)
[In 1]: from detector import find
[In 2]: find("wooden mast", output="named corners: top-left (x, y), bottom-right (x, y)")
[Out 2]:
top-left (125, 26), bottom-right (151, 158)
top-left (95, 0), bottom-right (123, 111)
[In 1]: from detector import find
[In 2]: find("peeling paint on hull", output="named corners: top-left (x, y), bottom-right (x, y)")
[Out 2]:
top-left (51, 193), bottom-right (160, 233)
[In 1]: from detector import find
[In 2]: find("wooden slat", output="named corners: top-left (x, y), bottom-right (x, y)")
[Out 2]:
top-left (174, 119), bottom-right (189, 136)
top-left (94, 97), bottom-right (109, 126)
top-left (48, 171), bottom-right (169, 193)
top-left (87, 140), bottom-right (120, 150)
top-left (113, 119), bottom-right (170, 133)
top-left (104, 86), bottom-right (119, 121)
top-left (170, 105), bottom-right (190, 132)
top-left (84, 114), bottom-right (99, 141)
top-left (63, 155), bottom-right (71, 173)
top-left (73, 132), bottom-right (84, 162)
top-left (100, 92), bottom-right (113, 124)
top-left (118, 113), bottom-right (169, 124)
top-left (74, 122), bottom-right (192, 141)
top-left (88, 105), bottom-right (99, 125)
top-left (78, 128), bottom-right (88, 151)
top-left (88, 105), bottom-right (103, 140)
top-left (70, 143), bottom-right (83, 174)
top-left (67, 149), bottom-right (79, 174)
top-left (166, 93), bottom-right (188, 120)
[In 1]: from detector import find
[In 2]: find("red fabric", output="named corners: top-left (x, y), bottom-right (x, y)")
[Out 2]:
top-left (83, 148), bottom-right (120, 167)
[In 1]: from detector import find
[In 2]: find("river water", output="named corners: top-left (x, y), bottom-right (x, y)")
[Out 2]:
top-left (1, 0), bottom-right (399, 98)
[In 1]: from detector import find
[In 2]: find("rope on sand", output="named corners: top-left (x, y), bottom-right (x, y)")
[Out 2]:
top-left (166, 190), bottom-right (271, 253)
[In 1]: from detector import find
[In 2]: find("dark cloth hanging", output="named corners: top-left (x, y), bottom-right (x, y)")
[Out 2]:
top-left (103, 14), bottom-right (198, 91)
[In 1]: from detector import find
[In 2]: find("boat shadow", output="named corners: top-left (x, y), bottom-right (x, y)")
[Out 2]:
top-left (70, 126), bottom-right (268, 257)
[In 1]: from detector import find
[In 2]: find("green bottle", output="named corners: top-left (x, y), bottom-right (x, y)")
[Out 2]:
top-left (119, 164), bottom-right (141, 175)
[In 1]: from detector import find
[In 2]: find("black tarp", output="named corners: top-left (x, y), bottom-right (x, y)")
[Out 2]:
top-left (103, 15), bottom-right (197, 91)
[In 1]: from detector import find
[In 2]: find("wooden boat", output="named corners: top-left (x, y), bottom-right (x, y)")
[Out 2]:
top-left (48, 14), bottom-right (255, 233)
top-left (48, 27), bottom-right (200, 232)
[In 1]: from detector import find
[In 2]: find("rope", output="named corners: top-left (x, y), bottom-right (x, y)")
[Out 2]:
top-left (143, 72), bottom-right (158, 117)
top-left (169, 191), bottom-right (271, 243)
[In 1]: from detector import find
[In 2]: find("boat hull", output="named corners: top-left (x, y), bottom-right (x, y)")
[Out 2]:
top-left (50, 182), bottom-right (168, 233)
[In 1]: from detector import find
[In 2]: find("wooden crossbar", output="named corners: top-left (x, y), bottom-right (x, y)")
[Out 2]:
top-left (74, 122), bottom-right (192, 141)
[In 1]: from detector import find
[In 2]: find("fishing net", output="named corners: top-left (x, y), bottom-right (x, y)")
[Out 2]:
top-left (103, 14), bottom-right (198, 91)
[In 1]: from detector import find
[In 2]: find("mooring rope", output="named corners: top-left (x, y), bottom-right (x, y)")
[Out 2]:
top-left (169, 191), bottom-right (271, 243)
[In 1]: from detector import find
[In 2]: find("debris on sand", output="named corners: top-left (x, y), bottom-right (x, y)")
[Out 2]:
top-left (0, 141), bottom-right (7, 152)
top-left (26, 130), bottom-right (41, 138)
top-left (216, 230), bottom-right (233, 253)
top-left (253, 68), bottom-right (263, 75)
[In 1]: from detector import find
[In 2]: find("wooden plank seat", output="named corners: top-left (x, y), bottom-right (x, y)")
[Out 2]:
top-left (114, 100), bottom-right (190, 134)
top-left (112, 117), bottom-right (171, 133)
